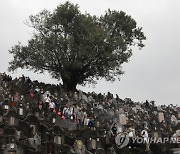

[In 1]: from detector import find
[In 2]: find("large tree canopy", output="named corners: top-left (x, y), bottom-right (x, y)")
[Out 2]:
top-left (9, 1), bottom-right (146, 91)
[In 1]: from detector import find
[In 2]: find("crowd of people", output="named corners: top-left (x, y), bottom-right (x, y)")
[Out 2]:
top-left (0, 72), bottom-right (180, 154)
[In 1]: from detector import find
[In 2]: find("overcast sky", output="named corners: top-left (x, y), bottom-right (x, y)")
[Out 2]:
top-left (0, 0), bottom-right (180, 105)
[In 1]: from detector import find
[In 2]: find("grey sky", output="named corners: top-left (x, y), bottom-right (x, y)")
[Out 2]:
top-left (0, 0), bottom-right (180, 105)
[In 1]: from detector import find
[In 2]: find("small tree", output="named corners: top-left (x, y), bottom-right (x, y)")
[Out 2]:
top-left (9, 1), bottom-right (146, 91)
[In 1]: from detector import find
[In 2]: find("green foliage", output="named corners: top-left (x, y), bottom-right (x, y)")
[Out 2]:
top-left (9, 1), bottom-right (146, 91)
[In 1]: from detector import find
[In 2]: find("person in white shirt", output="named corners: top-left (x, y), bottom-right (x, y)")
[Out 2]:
top-left (49, 101), bottom-right (55, 112)
top-left (128, 125), bottom-right (136, 148)
top-left (84, 116), bottom-right (90, 126)
top-left (129, 125), bottom-right (136, 138)
top-left (44, 94), bottom-right (51, 113)
top-left (141, 127), bottom-right (150, 151)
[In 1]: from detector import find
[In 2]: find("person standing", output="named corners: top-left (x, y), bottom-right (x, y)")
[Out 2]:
top-left (141, 127), bottom-right (150, 151)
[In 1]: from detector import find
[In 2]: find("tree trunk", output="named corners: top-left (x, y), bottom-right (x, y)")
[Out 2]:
top-left (62, 80), bottom-right (77, 92)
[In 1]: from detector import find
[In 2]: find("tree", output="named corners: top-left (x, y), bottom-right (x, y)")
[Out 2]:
top-left (9, 1), bottom-right (146, 91)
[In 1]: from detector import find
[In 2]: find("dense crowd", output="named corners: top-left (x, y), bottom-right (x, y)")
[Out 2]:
top-left (0, 72), bottom-right (180, 154)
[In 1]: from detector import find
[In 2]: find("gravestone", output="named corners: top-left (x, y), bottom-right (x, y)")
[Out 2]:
top-left (17, 103), bottom-right (26, 117)
top-left (26, 115), bottom-right (39, 136)
top-left (3, 100), bottom-right (10, 111)
top-left (116, 123), bottom-right (123, 134)
top-left (5, 110), bottom-right (19, 126)
top-left (28, 133), bottom-right (41, 149)
top-left (158, 112), bottom-right (165, 123)
top-left (87, 138), bottom-right (97, 151)
top-left (119, 114), bottom-right (127, 125)
top-left (3, 136), bottom-right (18, 154)
top-left (136, 104), bottom-right (142, 111)
top-left (53, 126), bottom-right (65, 145)
top-left (15, 129), bottom-right (21, 141)
top-left (54, 135), bottom-right (64, 145)
top-left (171, 115), bottom-right (178, 125)
top-left (153, 131), bottom-right (159, 139)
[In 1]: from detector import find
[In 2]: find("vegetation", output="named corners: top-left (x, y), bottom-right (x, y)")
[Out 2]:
top-left (9, 1), bottom-right (146, 91)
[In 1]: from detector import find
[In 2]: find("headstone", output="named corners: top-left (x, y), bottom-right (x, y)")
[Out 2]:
top-left (6, 110), bottom-right (19, 126)
top-left (54, 135), bottom-right (63, 145)
top-left (10, 117), bottom-right (15, 126)
top-left (15, 130), bottom-right (21, 140)
top-left (96, 121), bottom-right (100, 128)
top-left (18, 103), bottom-right (25, 117)
top-left (28, 134), bottom-right (41, 148)
top-left (116, 123), bottom-right (123, 133)
top-left (5, 137), bottom-right (18, 154)
top-left (154, 131), bottom-right (159, 139)
top-left (34, 133), bottom-right (41, 146)
top-left (171, 115), bottom-right (178, 125)
top-left (136, 104), bottom-right (141, 110)
top-left (132, 107), bottom-right (137, 113)
top-left (28, 138), bottom-right (35, 147)
top-left (18, 108), bottom-right (24, 116)
top-left (27, 115), bottom-right (39, 136)
top-left (158, 112), bottom-right (165, 123)
top-left (4, 104), bottom-right (9, 110)
top-left (119, 114), bottom-right (127, 125)
top-left (87, 138), bottom-right (97, 150)
top-left (30, 124), bottom-right (36, 135)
